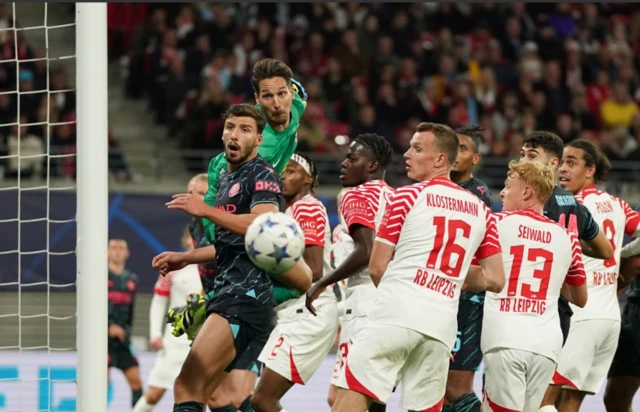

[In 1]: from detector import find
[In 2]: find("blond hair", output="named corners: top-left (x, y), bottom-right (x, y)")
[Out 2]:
top-left (507, 161), bottom-right (555, 204)
top-left (190, 173), bottom-right (208, 184)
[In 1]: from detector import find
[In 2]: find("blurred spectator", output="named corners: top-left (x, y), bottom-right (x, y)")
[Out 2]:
top-left (113, 2), bottom-right (640, 164)
top-left (6, 116), bottom-right (44, 178)
top-left (601, 81), bottom-right (639, 129)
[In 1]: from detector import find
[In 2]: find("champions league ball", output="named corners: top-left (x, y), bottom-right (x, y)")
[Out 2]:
top-left (245, 212), bottom-right (305, 274)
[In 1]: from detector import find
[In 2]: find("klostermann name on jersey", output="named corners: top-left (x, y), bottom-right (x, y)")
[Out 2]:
top-left (212, 156), bottom-right (285, 305)
top-left (482, 210), bottom-right (586, 361)
top-left (371, 177), bottom-right (501, 349)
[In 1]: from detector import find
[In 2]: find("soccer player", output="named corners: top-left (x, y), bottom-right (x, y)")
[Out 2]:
top-left (153, 104), bottom-right (312, 412)
top-left (107, 238), bottom-right (143, 407)
top-left (202, 58), bottom-right (307, 243)
top-left (445, 125), bottom-right (494, 412)
top-left (134, 229), bottom-right (203, 412)
top-left (305, 133), bottom-right (394, 411)
top-left (519, 132), bottom-right (612, 411)
top-left (548, 140), bottom-right (640, 412)
top-left (252, 153), bottom-right (339, 412)
top-left (331, 123), bottom-right (505, 412)
top-left (186, 173), bottom-right (217, 294)
top-left (480, 161), bottom-right (587, 412)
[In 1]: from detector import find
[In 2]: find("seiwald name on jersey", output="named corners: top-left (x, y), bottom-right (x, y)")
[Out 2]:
top-left (212, 156), bottom-right (285, 305)
top-left (285, 194), bottom-right (333, 307)
top-left (372, 177), bottom-right (501, 350)
top-left (108, 269), bottom-right (139, 337)
top-left (458, 177), bottom-right (493, 303)
top-left (482, 210), bottom-right (586, 361)
top-left (571, 186), bottom-right (640, 322)
top-left (339, 180), bottom-right (395, 291)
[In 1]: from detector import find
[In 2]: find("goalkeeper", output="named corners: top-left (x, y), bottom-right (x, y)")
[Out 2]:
top-left (152, 58), bottom-right (307, 412)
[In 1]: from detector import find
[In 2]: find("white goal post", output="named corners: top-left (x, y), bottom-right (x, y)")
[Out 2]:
top-left (76, 3), bottom-right (108, 411)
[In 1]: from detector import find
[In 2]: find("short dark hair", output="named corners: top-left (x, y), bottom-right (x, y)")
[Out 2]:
top-left (251, 58), bottom-right (293, 93)
top-left (292, 152), bottom-right (320, 193)
top-left (566, 140), bottom-right (611, 183)
top-left (455, 124), bottom-right (484, 153)
top-left (522, 131), bottom-right (564, 160)
top-left (416, 122), bottom-right (459, 166)
top-left (353, 133), bottom-right (393, 169)
top-left (222, 104), bottom-right (266, 133)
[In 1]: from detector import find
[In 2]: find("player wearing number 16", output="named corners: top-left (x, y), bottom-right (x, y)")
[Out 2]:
top-left (549, 140), bottom-right (640, 412)
top-left (331, 123), bottom-right (505, 412)
top-left (479, 161), bottom-right (588, 412)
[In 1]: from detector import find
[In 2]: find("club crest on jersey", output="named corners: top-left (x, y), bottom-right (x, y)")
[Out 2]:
top-left (229, 183), bottom-right (241, 198)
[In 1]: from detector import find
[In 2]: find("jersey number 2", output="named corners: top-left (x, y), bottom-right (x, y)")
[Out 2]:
top-left (508, 245), bottom-right (553, 300)
top-left (426, 217), bottom-right (471, 277)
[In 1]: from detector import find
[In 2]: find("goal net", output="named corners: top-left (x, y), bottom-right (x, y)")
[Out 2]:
top-left (0, 3), bottom-right (108, 411)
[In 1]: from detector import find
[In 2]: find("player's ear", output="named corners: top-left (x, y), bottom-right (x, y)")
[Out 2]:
top-left (549, 157), bottom-right (559, 169)
top-left (254, 92), bottom-right (259, 105)
top-left (256, 132), bottom-right (263, 146)
top-left (472, 152), bottom-right (481, 166)
top-left (585, 165), bottom-right (596, 179)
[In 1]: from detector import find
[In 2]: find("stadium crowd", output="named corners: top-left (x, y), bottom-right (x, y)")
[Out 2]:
top-left (118, 3), bottom-right (640, 169)
top-left (0, 3), bottom-right (130, 182)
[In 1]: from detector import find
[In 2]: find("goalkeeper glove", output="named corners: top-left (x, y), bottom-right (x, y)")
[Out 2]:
top-left (291, 78), bottom-right (308, 100)
top-left (165, 293), bottom-right (207, 341)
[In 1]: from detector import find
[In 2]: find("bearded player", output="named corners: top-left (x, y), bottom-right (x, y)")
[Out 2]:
top-left (252, 153), bottom-right (339, 412)
top-left (305, 133), bottom-right (394, 412)
top-left (161, 58), bottom-right (308, 412)
top-left (544, 140), bottom-right (640, 412)
top-left (152, 104), bottom-right (312, 412)
top-left (480, 161), bottom-right (587, 412)
top-left (445, 125), bottom-right (494, 412)
top-left (331, 123), bottom-right (504, 412)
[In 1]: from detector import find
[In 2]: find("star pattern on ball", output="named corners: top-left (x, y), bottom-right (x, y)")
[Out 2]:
top-left (269, 243), bottom-right (290, 264)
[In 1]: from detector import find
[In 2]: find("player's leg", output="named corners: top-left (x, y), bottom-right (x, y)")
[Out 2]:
top-left (604, 301), bottom-right (640, 411)
top-left (540, 320), bottom-right (595, 410)
top-left (557, 319), bottom-right (620, 412)
top-left (522, 354), bottom-right (556, 412)
top-left (133, 386), bottom-right (165, 412)
top-left (254, 303), bottom-right (339, 412)
top-left (445, 299), bottom-right (483, 412)
top-left (123, 365), bottom-right (144, 406)
top-left (398, 336), bottom-right (449, 412)
top-left (111, 339), bottom-right (143, 407)
top-left (333, 322), bottom-right (421, 412)
top-left (481, 349), bottom-right (527, 412)
top-left (173, 313), bottom-right (237, 408)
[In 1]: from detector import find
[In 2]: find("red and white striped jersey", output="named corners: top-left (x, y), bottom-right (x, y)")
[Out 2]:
top-left (283, 194), bottom-right (335, 311)
top-left (339, 179), bottom-right (394, 290)
top-left (331, 223), bottom-right (354, 269)
top-left (571, 185), bottom-right (640, 322)
top-left (372, 177), bottom-right (500, 348)
top-left (482, 210), bottom-right (586, 362)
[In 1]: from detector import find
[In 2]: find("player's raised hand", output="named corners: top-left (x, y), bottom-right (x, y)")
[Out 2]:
top-left (166, 193), bottom-right (208, 218)
top-left (152, 251), bottom-right (188, 276)
top-left (148, 337), bottom-right (163, 351)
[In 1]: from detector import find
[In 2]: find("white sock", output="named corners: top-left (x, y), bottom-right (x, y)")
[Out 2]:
top-left (133, 396), bottom-right (154, 412)
top-left (279, 409), bottom-right (287, 412)
top-left (538, 406), bottom-right (558, 412)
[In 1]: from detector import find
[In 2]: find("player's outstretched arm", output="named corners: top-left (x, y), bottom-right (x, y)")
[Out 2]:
top-left (564, 282), bottom-right (587, 308)
top-left (272, 257), bottom-right (313, 295)
top-left (305, 225), bottom-right (374, 315)
top-left (167, 193), bottom-right (279, 236)
top-left (580, 228), bottom-right (613, 260)
top-left (369, 240), bottom-right (394, 287)
top-left (152, 245), bottom-right (217, 276)
top-left (303, 245), bottom-right (324, 282)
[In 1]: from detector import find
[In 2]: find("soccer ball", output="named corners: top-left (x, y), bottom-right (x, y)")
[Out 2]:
top-left (245, 212), bottom-right (305, 274)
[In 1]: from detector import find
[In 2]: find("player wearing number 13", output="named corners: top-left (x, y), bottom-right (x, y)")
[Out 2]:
top-left (480, 162), bottom-right (587, 412)
top-left (331, 123), bottom-right (505, 412)
top-left (549, 140), bottom-right (640, 411)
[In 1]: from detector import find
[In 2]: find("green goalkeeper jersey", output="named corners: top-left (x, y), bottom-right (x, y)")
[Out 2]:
top-left (202, 92), bottom-right (306, 242)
